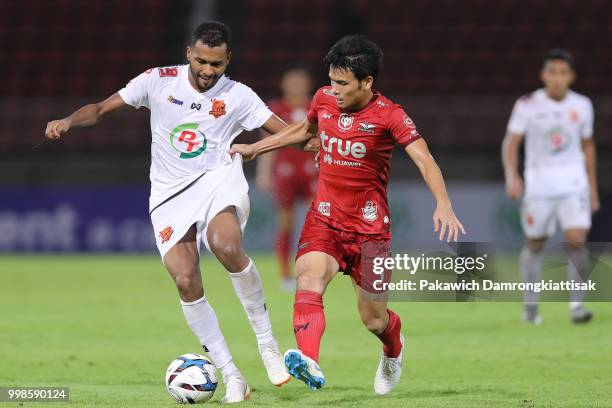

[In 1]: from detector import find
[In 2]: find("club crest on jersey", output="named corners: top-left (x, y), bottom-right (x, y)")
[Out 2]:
top-left (338, 113), bottom-right (354, 131)
top-left (546, 126), bottom-right (569, 154)
top-left (159, 226), bottom-right (174, 243)
top-left (361, 201), bottom-right (378, 222)
top-left (209, 99), bottom-right (226, 118)
top-left (318, 202), bottom-right (331, 217)
top-left (169, 123), bottom-right (207, 159)
top-left (167, 95), bottom-right (184, 106)
top-left (358, 121), bottom-right (376, 133)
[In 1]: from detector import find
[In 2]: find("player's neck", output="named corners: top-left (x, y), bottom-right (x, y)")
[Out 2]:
top-left (545, 88), bottom-right (569, 102)
top-left (284, 94), bottom-right (309, 109)
top-left (345, 90), bottom-right (374, 112)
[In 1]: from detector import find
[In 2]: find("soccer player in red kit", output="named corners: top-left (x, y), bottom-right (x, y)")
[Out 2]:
top-left (231, 35), bottom-right (465, 394)
top-left (257, 67), bottom-right (318, 291)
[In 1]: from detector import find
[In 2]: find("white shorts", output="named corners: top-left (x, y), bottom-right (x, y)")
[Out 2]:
top-left (521, 191), bottom-right (591, 238)
top-left (150, 155), bottom-right (250, 260)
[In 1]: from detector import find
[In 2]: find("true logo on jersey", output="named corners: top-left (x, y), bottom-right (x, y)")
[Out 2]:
top-left (362, 201), bottom-right (378, 222)
top-left (209, 99), bottom-right (226, 118)
top-left (168, 95), bottom-right (184, 106)
top-left (159, 226), bottom-right (174, 243)
top-left (338, 113), bottom-right (354, 131)
top-left (320, 131), bottom-right (366, 160)
top-left (318, 202), bottom-right (331, 217)
top-left (358, 121), bottom-right (376, 133)
top-left (169, 123), bottom-right (207, 159)
top-left (191, 102), bottom-right (202, 111)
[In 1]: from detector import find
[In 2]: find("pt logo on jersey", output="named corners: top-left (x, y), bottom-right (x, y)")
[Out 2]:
top-left (169, 123), bottom-right (207, 159)
top-left (546, 126), bottom-right (569, 154)
top-left (209, 99), bottom-right (226, 118)
top-left (159, 226), bottom-right (174, 243)
top-left (338, 113), bottom-right (354, 131)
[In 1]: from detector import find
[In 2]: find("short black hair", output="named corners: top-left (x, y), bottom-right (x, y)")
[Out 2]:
top-left (544, 48), bottom-right (575, 69)
top-left (323, 35), bottom-right (384, 81)
top-left (192, 21), bottom-right (231, 52)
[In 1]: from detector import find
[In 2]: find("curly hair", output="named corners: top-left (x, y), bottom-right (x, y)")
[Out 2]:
top-left (192, 21), bottom-right (231, 52)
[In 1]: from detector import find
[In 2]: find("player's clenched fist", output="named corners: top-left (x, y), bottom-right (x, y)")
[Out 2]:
top-left (45, 119), bottom-right (70, 140)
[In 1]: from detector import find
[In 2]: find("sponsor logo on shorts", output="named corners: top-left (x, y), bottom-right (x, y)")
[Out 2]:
top-left (383, 215), bottom-right (389, 224)
top-left (167, 95), bottom-right (184, 106)
top-left (159, 226), bottom-right (174, 243)
top-left (209, 98), bottom-right (226, 118)
top-left (338, 113), bottom-right (354, 131)
top-left (318, 201), bottom-right (331, 217)
top-left (362, 201), bottom-right (378, 222)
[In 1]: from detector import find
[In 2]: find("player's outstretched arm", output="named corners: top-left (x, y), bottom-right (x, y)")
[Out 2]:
top-left (501, 132), bottom-right (525, 200)
top-left (230, 119), bottom-right (317, 161)
top-left (45, 93), bottom-right (128, 141)
top-left (405, 139), bottom-right (466, 242)
top-left (582, 138), bottom-right (600, 212)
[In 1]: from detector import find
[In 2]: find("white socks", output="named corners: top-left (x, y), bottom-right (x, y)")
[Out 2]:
top-left (229, 259), bottom-right (275, 347)
top-left (566, 246), bottom-right (590, 309)
top-left (180, 297), bottom-right (240, 381)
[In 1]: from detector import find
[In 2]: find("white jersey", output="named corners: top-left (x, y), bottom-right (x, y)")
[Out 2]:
top-left (118, 65), bottom-right (273, 211)
top-left (507, 88), bottom-right (594, 198)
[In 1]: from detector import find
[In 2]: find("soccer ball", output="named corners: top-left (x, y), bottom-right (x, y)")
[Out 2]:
top-left (165, 353), bottom-right (218, 404)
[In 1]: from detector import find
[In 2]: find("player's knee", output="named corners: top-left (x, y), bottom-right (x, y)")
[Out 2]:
top-left (173, 273), bottom-right (202, 296)
top-left (362, 314), bottom-right (387, 335)
top-left (526, 238), bottom-right (546, 253)
top-left (564, 230), bottom-right (587, 244)
top-left (295, 272), bottom-right (325, 292)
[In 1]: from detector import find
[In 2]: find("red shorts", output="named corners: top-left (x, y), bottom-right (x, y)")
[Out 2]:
top-left (273, 160), bottom-right (317, 209)
top-left (296, 211), bottom-right (391, 293)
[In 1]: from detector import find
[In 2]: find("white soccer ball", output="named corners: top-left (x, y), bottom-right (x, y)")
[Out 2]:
top-left (165, 353), bottom-right (218, 404)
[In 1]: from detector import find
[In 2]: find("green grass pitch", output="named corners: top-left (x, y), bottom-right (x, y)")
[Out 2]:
top-left (0, 255), bottom-right (611, 407)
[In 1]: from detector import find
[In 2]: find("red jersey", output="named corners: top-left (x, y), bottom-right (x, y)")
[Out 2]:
top-left (268, 99), bottom-right (316, 179)
top-left (307, 86), bottom-right (421, 236)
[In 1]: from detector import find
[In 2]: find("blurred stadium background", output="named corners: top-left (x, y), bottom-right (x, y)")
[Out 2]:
top-left (1, 0), bottom-right (611, 253)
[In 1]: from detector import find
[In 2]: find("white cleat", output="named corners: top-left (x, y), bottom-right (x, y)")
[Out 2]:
top-left (374, 334), bottom-right (405, 395)
top-left (284, 349), bottom-right (325, 390)
top-left (222, 375), bottom-right (251, 403)
top-left (259, 342), bottom-right (291, 386)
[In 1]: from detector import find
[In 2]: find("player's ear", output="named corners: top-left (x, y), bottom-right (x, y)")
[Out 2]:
top-left (363, 76), bottom-right (374, 91)
top-left (226, 51), bottom-right (232, 65)
top-left (186, 46), bottom-right (192, 63)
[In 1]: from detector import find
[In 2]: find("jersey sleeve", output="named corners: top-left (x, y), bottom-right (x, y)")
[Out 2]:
top-left (507, 97), bottom-right (529, 135)
top-left (388, 106), bottom-right (421, 146)
top-left (307, 88), bottom-right (323, 123)
top-left (238, 86), bottom-right (274, 131)
top-left (580, 98), bottom-right (594, 139)
top-left (118, 69), bottom-right (156, 109)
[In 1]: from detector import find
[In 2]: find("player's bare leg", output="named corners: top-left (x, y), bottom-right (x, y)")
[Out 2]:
top-left (163, 226), bottom-right (248, 402)
top-left (207, 207), bottom-right (290, 386)
top-left (277, 207), bottom-right (295, 291)
top-left (353, 283), bottom-right (404, 395)
top-left (564, 228), bottom-right (593, 324)
top-left (284, 251), bottom-right (338, 390)
top-left (521, 237), bottom-right (546, 324)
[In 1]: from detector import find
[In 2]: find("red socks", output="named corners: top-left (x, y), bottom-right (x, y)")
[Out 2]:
top-left (293, 290), bottom-right (325, 362)
top-left (377, 309), bottom-right (402, 358)
top-left (276, 230), bottom-right (291, 279)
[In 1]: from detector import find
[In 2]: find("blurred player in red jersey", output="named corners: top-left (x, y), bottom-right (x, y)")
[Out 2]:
top-left (257, 67), bottom-right (318, 291)
top-left (231, 35), bottom-right (465, 394)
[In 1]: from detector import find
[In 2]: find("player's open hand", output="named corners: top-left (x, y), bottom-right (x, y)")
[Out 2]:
top-left (230, 144), bottom-right (257, 161)
top-left (505, 174), bottom-right (524, 200)
top-left (45, 119), bottom-right (70, 140)
top-left (433, 203), bottom-right (466, 242)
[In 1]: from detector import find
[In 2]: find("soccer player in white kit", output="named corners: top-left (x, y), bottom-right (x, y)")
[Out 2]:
top-left (502, 49), bottom-right (599, 324)
top-left (44, 22), bottom-right (294, 402)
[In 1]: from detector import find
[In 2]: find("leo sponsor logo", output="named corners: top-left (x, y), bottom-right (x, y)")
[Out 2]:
top-left (362, 201), bottom-right (378, 222)
top-left (338, 113), bottom-right (354, 131)
top-left (168, 123), bottom-right (207, 159)
top-left (318, 201), bottom-right (331, 216)
top-left (159, 67), bottom-right (178, 77)
top-left (167, 95), bottom-right (184, 106)
top-left (209, 98), bottom-right (226, 118)
top-left (159, 226), bottom-right (174, 243)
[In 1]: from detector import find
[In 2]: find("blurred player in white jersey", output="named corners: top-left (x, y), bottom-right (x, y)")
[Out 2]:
top-left (502, 49), bottom-right (599, 324)
top-left (44, 22), bottom-right (297, 402)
